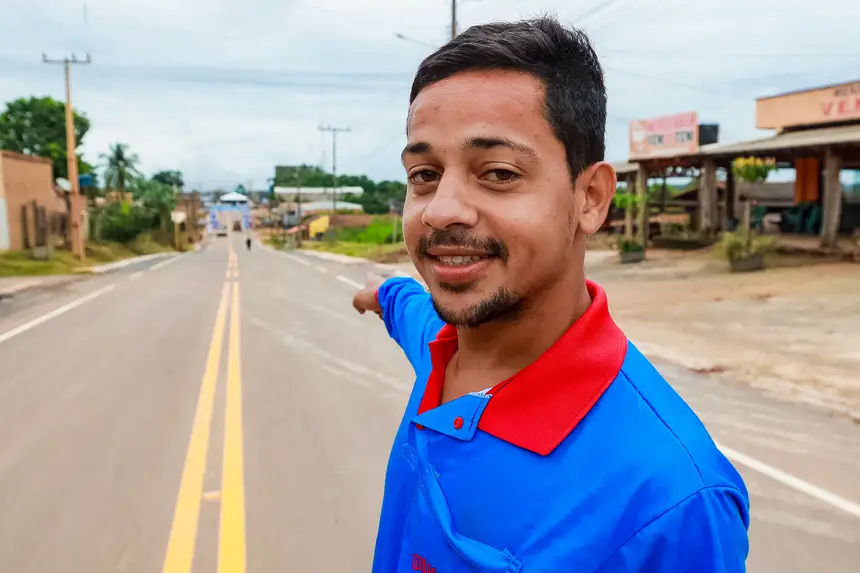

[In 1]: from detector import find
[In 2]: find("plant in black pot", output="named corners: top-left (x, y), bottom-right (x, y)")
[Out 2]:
top-left (726, 156), bottom-right (779, 272)
top-left (718, 230), bottom-right (777, 273)
top-left (617, 237), bottom-right (646, 264)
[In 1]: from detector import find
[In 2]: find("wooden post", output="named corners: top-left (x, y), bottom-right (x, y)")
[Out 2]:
top-left (624, 174), bottom-right (634, 240)
top-left (700, 158), bottom-right (717, 239)
top-left (636, 165), bottom-right (648, 246)
top-left (724, 166), bottom-right (736, 231)
top-left (821, 146), bottom-right (843, 249)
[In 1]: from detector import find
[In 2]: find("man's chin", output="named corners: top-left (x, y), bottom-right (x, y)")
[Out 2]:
top-left (429, 284), bottom-right (525, 328)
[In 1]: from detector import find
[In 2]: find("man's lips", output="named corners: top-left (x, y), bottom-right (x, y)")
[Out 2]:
top-left (424, 251), bottom-right (496, 284)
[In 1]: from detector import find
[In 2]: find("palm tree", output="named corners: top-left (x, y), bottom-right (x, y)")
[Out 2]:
top-left (101, 143), bottom-right (142, 192)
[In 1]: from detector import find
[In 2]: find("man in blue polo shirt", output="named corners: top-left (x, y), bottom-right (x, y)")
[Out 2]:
top-left (353, 17), bottom-right (750, 572)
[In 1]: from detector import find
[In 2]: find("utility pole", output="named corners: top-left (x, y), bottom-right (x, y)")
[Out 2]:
top-left (294, 170), bottom-right (303, 246)
top-left (318, 125), bottom-right (350, 235)
top-left (42, 52), bottom-right (91, 260)
top-left (451, 0), bottom-right (458, 40)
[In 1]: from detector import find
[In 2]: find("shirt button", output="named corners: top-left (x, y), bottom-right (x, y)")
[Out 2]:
top-left (453, 416), bottom-right (464, 430)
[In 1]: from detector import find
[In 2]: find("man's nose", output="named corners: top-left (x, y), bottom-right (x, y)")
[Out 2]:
top-left (422, 173), bottom-right (479, 230)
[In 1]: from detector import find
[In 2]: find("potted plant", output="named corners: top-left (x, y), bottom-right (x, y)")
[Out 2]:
top-left (617, 237), bottom-right (646, 264)
top-left (613, 192), bottom-right (646, 264)
top-left (718, 231), bottom-right (776, 273)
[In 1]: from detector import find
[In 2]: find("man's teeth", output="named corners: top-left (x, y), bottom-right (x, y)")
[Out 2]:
top-left (438, 255), bottom-right (483, 266)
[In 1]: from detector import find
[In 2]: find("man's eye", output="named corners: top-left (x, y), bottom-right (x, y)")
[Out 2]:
top-left (409, 170), bottom-right (439, 184)
top-left (483, 169), bottom-right (519, 182)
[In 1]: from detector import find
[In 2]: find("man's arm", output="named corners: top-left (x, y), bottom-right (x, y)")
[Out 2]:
top-left (353, 275), bottom-right (445, 371)
top-left (597, 486), bottom-right (750, 572)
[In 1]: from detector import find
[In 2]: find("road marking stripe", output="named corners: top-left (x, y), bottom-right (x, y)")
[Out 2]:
top-left (161, 282), bottom-right (231, 573)
top-left (0, 284), bottom-right (115, 346)
top-left (316, 265), bottom-right (328, 273)
top-left (151, 254), bottom-right (183, 272)
top-left (279, 252), bottom-right (312, 266)
top-left (336, 275), bottom-right (363, 289)
top-left (218, 282), bottom-right (247, 573)
top-left (718, 443), bottom-right (860, 520)
top-left (130, 271), bottom-right (143, 280)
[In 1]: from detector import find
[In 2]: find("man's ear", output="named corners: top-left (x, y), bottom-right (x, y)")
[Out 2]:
top-left (576, 162), bottom-right (617, 235)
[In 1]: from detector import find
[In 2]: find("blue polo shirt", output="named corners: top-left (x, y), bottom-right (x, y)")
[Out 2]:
top-left (372, 276), bottom-right (750, 573)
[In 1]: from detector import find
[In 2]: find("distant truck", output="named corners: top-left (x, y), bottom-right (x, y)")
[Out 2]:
top-left (232, 221), bottom-right (242, 232)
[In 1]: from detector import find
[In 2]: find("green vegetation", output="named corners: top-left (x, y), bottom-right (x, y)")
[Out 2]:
top-left (302, 241), bottom-right (406, 260)
top-left (333, 215), bottom-right (401, 244)
top-left (0, 96), bottom-right (94, 180)
top-left (0, 235), bottom-right (170, 277)
top-left (617, 238), bottom-right (646, 253)
top-left (299, 215), bottom-right (407, 261)
top-left (274, 164), bottom-right (405, 214)
top-left (717, 231), bottom-right (777, 261)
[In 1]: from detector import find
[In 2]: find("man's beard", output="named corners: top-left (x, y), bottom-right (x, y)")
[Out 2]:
top-left (431, 285), bottom-right (525, 328)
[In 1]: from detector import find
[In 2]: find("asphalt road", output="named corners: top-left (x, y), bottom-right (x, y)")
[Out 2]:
top-left (0, 234), bottom-right (858, 572)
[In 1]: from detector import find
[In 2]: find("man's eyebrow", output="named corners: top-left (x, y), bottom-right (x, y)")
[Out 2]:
top-left (463, 136), bottom-right (539, 159)
top-left (401, 141), bottom-right (432, 160)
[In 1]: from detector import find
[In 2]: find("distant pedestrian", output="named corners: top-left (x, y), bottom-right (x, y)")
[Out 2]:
top-left (353, 16), bottom-right (749, 573)
top-left (245, 236), bottom-right (252, 251)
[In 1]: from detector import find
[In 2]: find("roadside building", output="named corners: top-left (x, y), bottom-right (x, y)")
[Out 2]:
top-left (0, 151), bottom-right (65, 252)
top-left (621, 81), bottom-right (860, 252)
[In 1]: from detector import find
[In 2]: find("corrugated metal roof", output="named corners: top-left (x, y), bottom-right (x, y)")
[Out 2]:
top-left (611, 161), bottom-right (639, 175)
top-left (701, 124), bottom-right (860, 157)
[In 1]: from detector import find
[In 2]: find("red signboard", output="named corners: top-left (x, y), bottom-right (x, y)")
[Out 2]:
top-left (629, 111), bottom-right (699, 160)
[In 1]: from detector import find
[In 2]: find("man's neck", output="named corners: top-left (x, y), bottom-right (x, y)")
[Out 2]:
top-left (450, 270), bottom-right (592, 390)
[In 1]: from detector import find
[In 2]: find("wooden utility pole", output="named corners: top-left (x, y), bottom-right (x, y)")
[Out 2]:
top-left (318, 125), bottom-right (350, 235)
top-left (451, 0), bottom-right (458, 40)
top-left (43, 53), bottom-right (91, 260)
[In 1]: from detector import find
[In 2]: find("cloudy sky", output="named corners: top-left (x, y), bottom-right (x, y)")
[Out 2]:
top-left (2, 0), bottom-right (859, 190)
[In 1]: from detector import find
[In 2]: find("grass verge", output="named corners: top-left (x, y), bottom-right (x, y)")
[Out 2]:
top-left (0, 233), bottom-right (173, 277)
top-left (301, 240), bottom-right (408, 262)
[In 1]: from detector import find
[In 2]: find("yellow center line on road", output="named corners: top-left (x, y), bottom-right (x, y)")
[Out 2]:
top-left (162, 281), bottom-right (231, 573)
top-left (219, 281), bottom-right (247, 572)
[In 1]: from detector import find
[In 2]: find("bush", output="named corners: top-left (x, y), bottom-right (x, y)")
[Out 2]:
top-left (92, 203), bottom-right (158, 243)
top-left (717, 231), bottom-right (777, 261)
top-left (617, 238), bottom-right (645, 253)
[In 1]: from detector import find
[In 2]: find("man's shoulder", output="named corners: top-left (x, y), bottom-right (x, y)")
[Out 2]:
top-left (565, 341), bottom-right (748, 528)
top-left (611, 343), bottom-right (745, 490)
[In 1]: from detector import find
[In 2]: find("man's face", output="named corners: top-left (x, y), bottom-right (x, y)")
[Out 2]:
top-left (402, 69), bottom-right (601, 328)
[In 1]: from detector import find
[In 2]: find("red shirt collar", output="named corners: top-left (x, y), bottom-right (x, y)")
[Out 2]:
top-left (417, 280), bottom-right (628, 456)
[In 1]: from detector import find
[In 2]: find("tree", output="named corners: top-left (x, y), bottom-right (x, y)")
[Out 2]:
top-left (132, 178), bottom-right (176, 233)
top-left (0, 96), bottom-right (91, 179)
top-left (152, 170), bottom-right (184, 190)
top-left (101, 143), bottom-right (142, 192)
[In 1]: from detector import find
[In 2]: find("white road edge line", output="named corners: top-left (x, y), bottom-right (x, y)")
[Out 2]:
top-left (0, 284), bottom-right (116, 346)
top-left (130, 271), bottom-right (143, 280)
top-left (149, 254), bottom-right (183, 272)
top-left (280, 252), bottom-right (312, 266)
top-left (717, 442), bottom-right (860, 520)
top-left (336, 275), bottom-right (363, 289)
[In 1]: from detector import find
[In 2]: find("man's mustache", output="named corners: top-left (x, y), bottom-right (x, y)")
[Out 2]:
top-left (417, 229), bottom-right (508, 262)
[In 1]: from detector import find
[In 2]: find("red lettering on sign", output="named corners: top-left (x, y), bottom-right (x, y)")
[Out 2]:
top-left (821, 97), bottom-right (860, 118)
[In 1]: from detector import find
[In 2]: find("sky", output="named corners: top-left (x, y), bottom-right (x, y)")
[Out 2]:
top-left (2, 0), bottom-right (860, 191)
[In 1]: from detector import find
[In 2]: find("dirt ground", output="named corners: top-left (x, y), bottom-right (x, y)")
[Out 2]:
top-left (385, 247), bottom-right (860, 422)
top-left (586, 250), bottom-right (860, 422)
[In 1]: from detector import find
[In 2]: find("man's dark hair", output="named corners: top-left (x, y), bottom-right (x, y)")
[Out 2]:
top-left (409, 16), bottom-right (606, 178)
